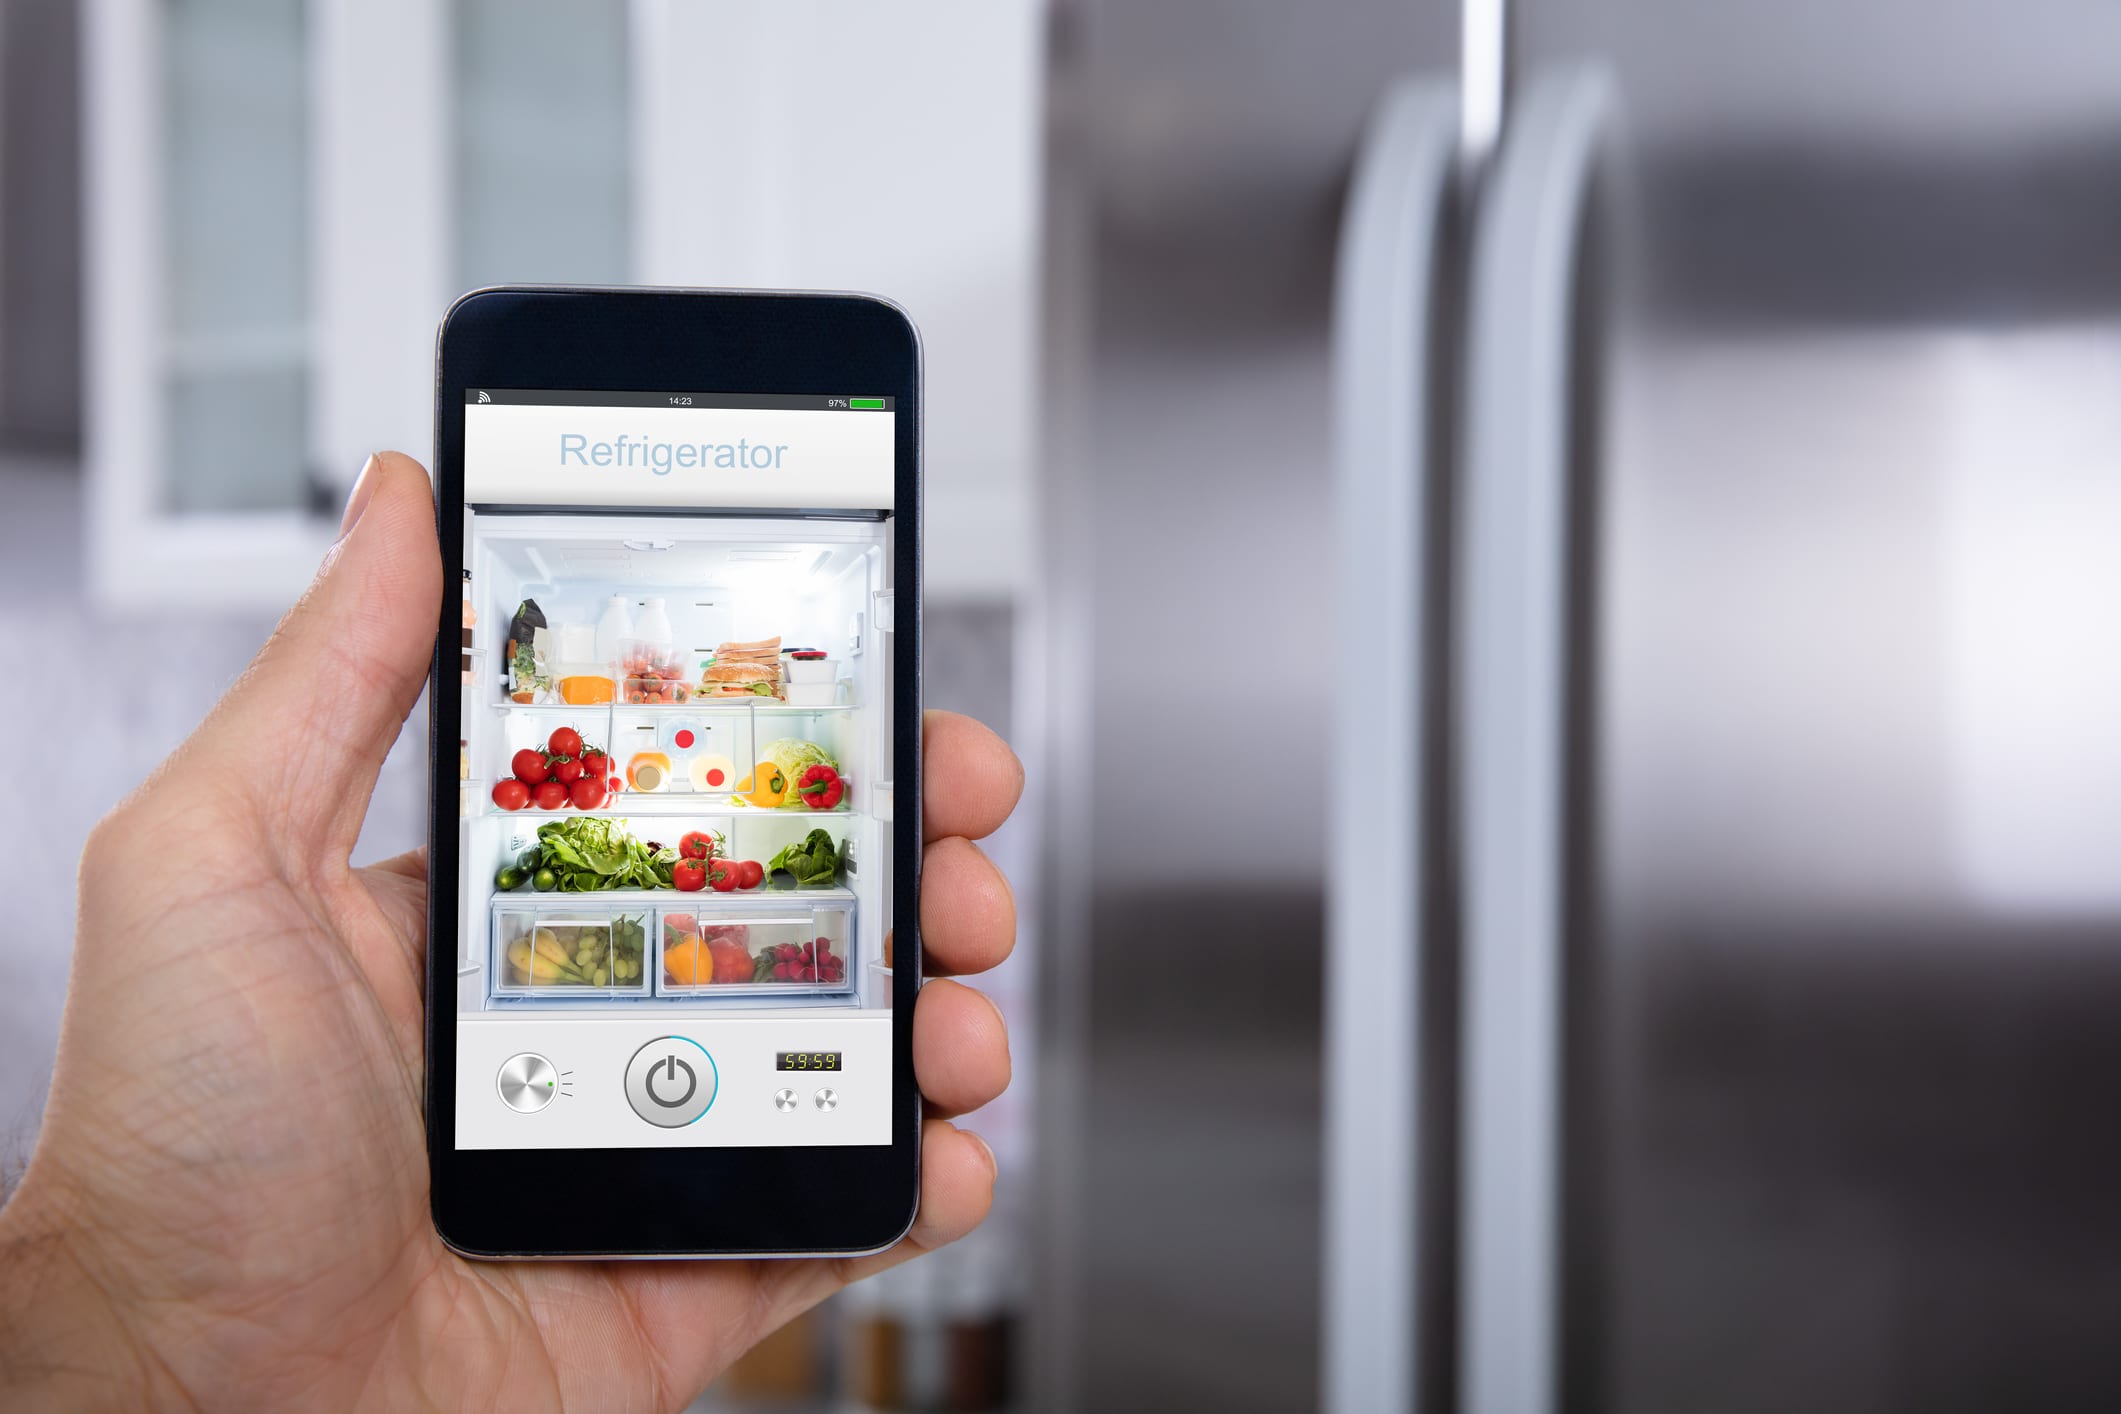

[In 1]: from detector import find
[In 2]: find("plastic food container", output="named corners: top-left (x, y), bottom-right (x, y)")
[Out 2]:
top-left (656, 902), bottom-right (854, 995)
top-left (627, 751), bottom-right (674, 792)
top-left (784, 683), bottom-right (838, 707)
top-left (785, 653), bottom-right (838, 684)
top-left (621, 644), bottom-right (693, 704)
top-left (491, 905), bottom-right (651, 997)
top-left (557, 671), bottom-right (616, 705)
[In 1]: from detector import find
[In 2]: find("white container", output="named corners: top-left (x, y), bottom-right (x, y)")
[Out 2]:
top-left (785, 655), bottom-right (838, 684)
top-left (785, 682), bottom-right (839, 707)
top-left (555, 623), bottom-right (596, 661)
top-left (594, 595), bottom-right (634, 665)
top-left (634, 596), bottom-right (674, 653)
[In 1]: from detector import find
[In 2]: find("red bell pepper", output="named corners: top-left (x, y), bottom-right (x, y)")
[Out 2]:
top-left (795, 763), bottom-right (845, 811)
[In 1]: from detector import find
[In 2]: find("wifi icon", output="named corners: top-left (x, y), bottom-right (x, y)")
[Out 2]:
top-left (476, 390), bottom-right (491, 404)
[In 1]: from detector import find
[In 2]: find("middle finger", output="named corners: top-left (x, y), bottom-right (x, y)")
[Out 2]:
top-left (915, 836), bottom-right (1015, 977)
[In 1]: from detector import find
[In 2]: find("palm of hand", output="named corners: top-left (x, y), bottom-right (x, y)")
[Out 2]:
top-left (5, 454), bottom-right (1016, 1411)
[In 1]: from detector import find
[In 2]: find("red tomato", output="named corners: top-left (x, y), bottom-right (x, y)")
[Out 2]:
top-left (547, 726), bottom-right (584, 758)
top-left (510, 748), bottom-right (549, 785)
top-left (580, 748), bottom-right (608, 778)
top-left (569, 776), bottom-right (609, 810)
top-left (672, 858), bottom-right (707, 891)
top-left (708, 939), bottom-right (753, 983)
top-left (491, 779), bottom-right (531, 811)
top-left (736, 860), bottom-right (764, 889)
top-left (553, 756), bottom-right (585, 784)
top-left (532, 780), bottom-right (570, 810)
top-left (679, 830), bottom-right (716, 860)
top-left (710, 862), bottom-right (738, 892)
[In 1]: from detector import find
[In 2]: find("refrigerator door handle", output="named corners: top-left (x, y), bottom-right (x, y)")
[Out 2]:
top-left (1457, 63), bottom-right (1611, 1414)
top-left (1324, 76), bottom-right (1460, 1414)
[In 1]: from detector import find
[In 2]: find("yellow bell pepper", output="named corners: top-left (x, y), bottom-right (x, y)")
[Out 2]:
top-left (743, 762), bottom-right (789, 809)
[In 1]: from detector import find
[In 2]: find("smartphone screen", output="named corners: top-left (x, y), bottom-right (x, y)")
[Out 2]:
top-left (450, 386), bottom-right (898, 1154)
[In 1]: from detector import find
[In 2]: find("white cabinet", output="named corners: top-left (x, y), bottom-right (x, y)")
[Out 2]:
top-left (86, 0), bottom-right (1040, 608)
top-left (633, 3), bottom-right (1044, 601)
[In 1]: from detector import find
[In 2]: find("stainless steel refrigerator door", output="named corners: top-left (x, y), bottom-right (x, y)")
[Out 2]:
top-left (1033, 3), bottom-right (1457, 1410)
top-left (1509, 3), bottom-right (2121, 1409)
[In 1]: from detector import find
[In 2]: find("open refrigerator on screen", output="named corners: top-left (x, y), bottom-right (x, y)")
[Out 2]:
top-left (456, 512), bottom-right (896, 1100)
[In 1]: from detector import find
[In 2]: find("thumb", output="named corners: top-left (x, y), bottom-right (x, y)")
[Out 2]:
top-left (188, 451), bottom-right (442, 868)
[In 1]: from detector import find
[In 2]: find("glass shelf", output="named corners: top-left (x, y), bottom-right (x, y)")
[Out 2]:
top-left (487, 699), bottom-right (852, 713)
top-left (481, 788), bottom-right (857, 820)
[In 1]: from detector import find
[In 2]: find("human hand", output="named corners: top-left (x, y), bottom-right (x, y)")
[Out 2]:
top-left (0, 453), bottom-right (1020, 1411)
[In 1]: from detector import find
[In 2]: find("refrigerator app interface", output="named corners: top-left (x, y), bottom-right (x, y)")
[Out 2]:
top-left (453, 390), bottom-right (897, 1150)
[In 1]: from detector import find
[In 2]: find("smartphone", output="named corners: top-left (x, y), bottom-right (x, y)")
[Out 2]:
top-left (426, 287), bottom-right (920, 1258)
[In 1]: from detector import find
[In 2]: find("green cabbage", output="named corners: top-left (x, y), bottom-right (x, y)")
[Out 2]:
top-left (759, 737), bottom-right (834, 807)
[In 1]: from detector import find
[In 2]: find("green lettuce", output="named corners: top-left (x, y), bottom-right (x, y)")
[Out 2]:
top-left (534, 817), bottom-right (675, 891)
top-left (767, 828), bottom-right (847, 888)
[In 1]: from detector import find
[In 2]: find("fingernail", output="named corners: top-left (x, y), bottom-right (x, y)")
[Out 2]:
top-left (338, 454), bottom-right (382, 539)
top-left (963, 1128), bottom-right (998, 1180)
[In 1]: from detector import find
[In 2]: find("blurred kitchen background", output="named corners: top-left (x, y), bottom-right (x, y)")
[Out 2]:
top-left (6, 0), bottom-right (2121, 1411)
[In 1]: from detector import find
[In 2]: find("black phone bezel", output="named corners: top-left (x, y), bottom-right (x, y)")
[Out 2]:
top-left (424, 286), bottom-right (922, 1258)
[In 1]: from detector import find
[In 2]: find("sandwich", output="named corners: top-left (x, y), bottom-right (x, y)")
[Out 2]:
top-left (702, 636), bottom-right (783, 697)
top-left (701, 661), bottom-right (779, 697)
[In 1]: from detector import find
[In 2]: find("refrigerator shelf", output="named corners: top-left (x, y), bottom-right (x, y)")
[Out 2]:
top-left (481, 788), bottom-right (857, 820)
top-left (490, 884), bottom-right (856, 907)
top-left (486, 699), bottom-right (852, 714)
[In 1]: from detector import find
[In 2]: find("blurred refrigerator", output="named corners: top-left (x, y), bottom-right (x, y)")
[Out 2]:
top-left (1035, 1), bottom-right (2121, 1412)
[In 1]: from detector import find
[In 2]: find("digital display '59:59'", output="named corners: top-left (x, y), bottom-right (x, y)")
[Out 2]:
top-left (776, 1052), bottom-right (843, 1072)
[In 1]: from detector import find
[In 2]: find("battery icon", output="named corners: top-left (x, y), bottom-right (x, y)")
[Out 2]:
top-left (848, 397), bottom-right (886, 410)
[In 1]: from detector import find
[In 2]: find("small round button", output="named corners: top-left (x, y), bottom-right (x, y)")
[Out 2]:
top-left (814, 1088), bottom-right (839, 1112)
top-left (774, 1088), bottom-right (800, 1112)
top-left (624, 1037), bottom-right (717, 1127)
top-left (497, 1053), bottom-right (558, 1113)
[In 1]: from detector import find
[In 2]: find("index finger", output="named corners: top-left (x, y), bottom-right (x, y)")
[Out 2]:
top-left (922, 711), bottom-right (1023, 842)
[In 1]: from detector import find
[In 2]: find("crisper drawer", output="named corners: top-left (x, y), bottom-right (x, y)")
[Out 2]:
top-left (491, 902), bottom-right (652, 999)
top-left (655, 901), bottom-right (854, 997)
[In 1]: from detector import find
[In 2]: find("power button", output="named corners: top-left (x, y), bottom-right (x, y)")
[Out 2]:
top-left (623, 1036), bottom-right (718, 1127)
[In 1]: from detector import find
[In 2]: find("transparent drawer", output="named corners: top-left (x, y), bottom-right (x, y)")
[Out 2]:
top-left (655, 902), bottom-right (854, 996)
top-left (491, 903), bottom-right (652, 998)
